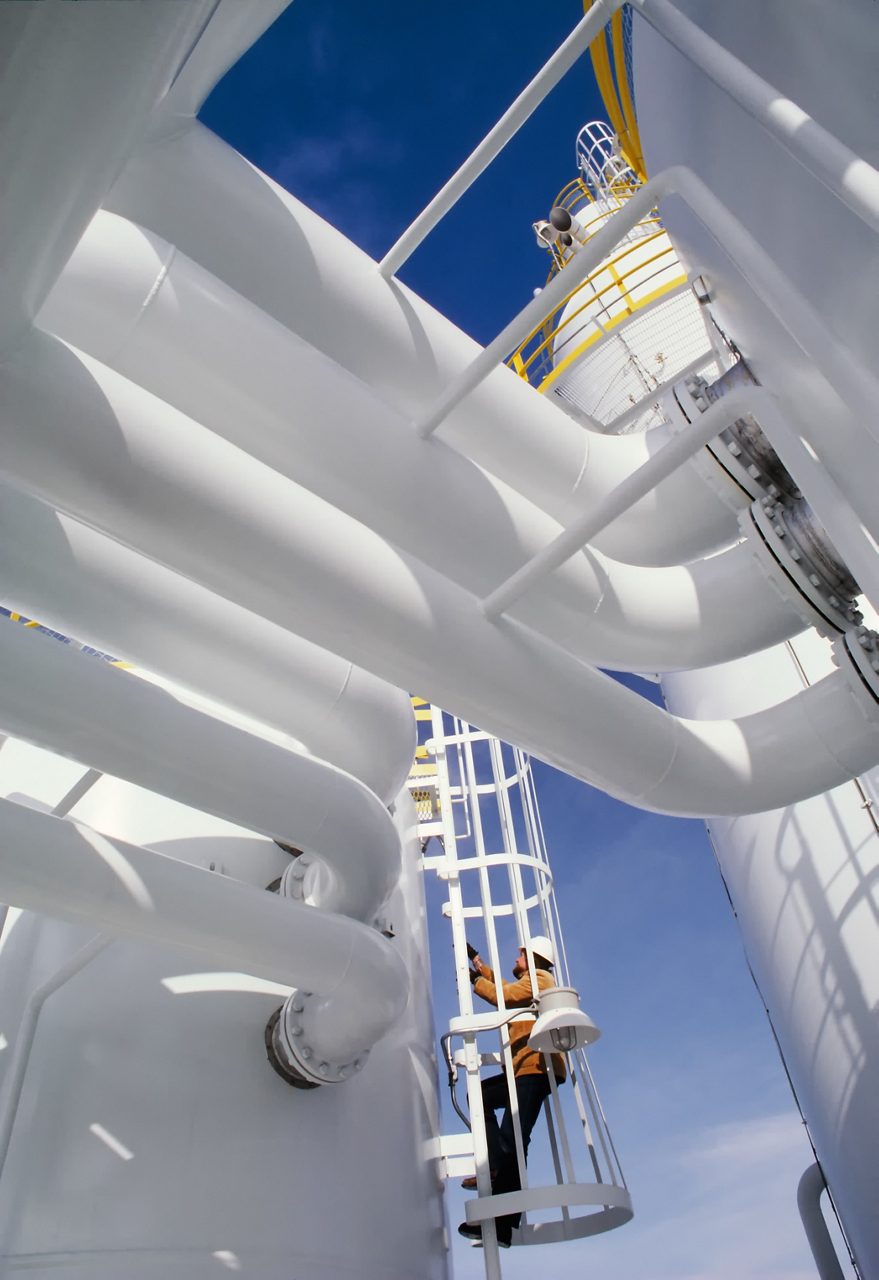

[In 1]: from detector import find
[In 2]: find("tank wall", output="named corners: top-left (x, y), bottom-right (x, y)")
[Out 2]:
top-left (632, 1), bottom-right (879, 605)
top-left (662, 632), bottom-right (879, 1277)
top-left (0, 746), bottom-right (448, 1279)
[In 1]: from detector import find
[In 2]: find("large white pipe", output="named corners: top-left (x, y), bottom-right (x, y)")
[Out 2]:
top-left (0, 0), bottom-right (216, 351)
top-left (0, 797), bottom-right (408, 1071)
top-left (151, 0), bottom-right (292, 130)
top-left (104, 122), bottom-right (743, 568)
top-left (39, 213), bottom-right (804, 673)
top-left (0, 481), bottom-right (413, 807)
top-left (0, 617), bottom-right (400, 926)
top-left (1, 330), bottom-right (877, 816)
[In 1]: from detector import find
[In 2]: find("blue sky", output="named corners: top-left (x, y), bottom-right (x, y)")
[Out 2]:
top-left (201, 5), bottom-right (829, 1277)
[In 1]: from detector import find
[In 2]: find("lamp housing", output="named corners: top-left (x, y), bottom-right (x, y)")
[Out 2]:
top-left (528, 985), bottom-right (601, 1054)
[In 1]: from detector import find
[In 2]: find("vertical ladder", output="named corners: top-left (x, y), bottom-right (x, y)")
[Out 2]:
top-left (409, 705), bottom-right (632, 1278)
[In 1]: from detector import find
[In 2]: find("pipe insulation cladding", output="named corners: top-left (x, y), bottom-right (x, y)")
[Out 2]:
top-left (0, 618), bottom-right (401, 927)
top-left (0, 481), bottom-right (415, 808)
top-left (0, 796), bottom-right (409, 1070)
top-left (39, 210), bottom-right (808, 674)
top-left (1, 331), bottom-right (879, 816)
top-left (104, 121), bottom-right (744, 568)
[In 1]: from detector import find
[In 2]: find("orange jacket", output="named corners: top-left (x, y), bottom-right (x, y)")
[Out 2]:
top-left (473, 966), bottom-right (566, 1083)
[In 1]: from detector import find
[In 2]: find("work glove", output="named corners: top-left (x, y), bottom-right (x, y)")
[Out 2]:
top-left (468, 967), bottom-right (479, 984)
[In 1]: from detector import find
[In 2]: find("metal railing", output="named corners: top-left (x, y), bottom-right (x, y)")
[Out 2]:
top-left (413, 709), bottom-right (631, 1277)
top-left (509, 222), bottom-right (686, 392)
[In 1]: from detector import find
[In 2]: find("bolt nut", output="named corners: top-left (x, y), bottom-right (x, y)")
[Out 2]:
top-left (809, 574), bottom-right (821, 587)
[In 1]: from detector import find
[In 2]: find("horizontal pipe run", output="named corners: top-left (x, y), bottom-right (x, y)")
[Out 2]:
top-left (39, 213), bottom-right (804, 675)
top-left (0, 797), bottom-right (408, 1065)
top-left (106, 123), bottom-right (743, 567)
top-left (482, 386), bottom-right (769, 618)
top-left (0, 0), bottom-right (216, 350)
top-left (378, 0), bottom-right (623, 279)
top-left (415, 178), bottom-right (661, 438)
top-left (0, 935), bottom-right (112, 1185)
top-left (0, 616), bottom-right (400, 925)
top-left (0, 478), bottom-right (414, 806)
top-left (1, 332), bottom-right (877, 816)
top-left (632, 0), bottom-right (879, 237)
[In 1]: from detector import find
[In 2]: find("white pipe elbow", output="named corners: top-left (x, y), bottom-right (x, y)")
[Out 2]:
top-left (0, 617), bottom-right (401, 925)
top-left (0, 797), bottom-right (408, 1076)
top-left (102, 124), bottom-right (741, 566)
top-left (4, 328), bottom-right (877, 818)
top-left (0, 480), bottom-right (414, 806)
top-left (40, 214), bottom-right (804, 674)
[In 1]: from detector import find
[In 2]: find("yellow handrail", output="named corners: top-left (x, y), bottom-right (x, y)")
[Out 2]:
top-left (584, 1), bottom-right (647, 181)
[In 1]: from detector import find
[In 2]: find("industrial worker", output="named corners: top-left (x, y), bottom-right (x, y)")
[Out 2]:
top-left (458, 935), bottom-right (565, 1249)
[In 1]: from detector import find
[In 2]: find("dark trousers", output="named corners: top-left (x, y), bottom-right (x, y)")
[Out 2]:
top-left (480, 1072), bottom-right (551, 1238)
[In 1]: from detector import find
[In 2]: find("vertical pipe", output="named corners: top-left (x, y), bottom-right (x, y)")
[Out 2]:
top-left (797, 1164), bottom-right (846, 1280)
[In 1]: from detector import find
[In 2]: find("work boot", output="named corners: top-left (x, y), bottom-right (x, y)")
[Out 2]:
top-left (457, 1222), bottom-right (511, 1248)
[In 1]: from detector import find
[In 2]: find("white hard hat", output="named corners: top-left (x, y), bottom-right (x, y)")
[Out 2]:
top-left (526, 935), bottom-right (555, 966)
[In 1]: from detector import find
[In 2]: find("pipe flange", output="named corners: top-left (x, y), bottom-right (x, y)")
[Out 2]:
top-left (682, 365), bottom-right (799, 503)
top-left (279, 853), bottom-right (312, 903)
top-left (661, 382), bottom-right (745, 514)
top-left (268, 991), bottom-right (369, 1089)
top-left (838, 628), bottom-right (879, 704)
top-left (744, 499), bottom-right (862, 636)
top-left (264, 1006), bottom-right (321, 1090)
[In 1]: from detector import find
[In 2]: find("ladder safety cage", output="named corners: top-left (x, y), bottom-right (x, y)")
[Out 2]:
top-left (411, 705), bottom-right (632, 1268)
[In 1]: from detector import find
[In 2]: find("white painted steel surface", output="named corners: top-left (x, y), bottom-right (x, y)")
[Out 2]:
top-left (0, 1), bottom-right (877, 1274)
top-left (3, 331), bottom-right (877, 815)
top-left (105, 122), bottom-right (744, 568)
top-left (663, 632), bottom-right (879, 1277)
top-left (0, 793), bottom-right (445, 1280)
top-left (0, 481), bottom-right (414, 806)
top-left (0, 0), bottom-right (217, 349)
top-left (0, 621), bottom-right (399, 926)
top-left (635, 2), bottom-right (879, 609)
top-left (40, 212), bottom-right (806, 673)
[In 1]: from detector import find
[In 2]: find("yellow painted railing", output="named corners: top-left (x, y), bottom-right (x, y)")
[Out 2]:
top-left (585, 1), bottom-right (646, 181)
top-left (509, 227), bottom-right (686, 391)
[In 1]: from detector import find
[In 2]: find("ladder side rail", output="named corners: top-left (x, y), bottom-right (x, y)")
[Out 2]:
top-left (516, 749), bottom-right (571, 987)
top-left (576, 1050), bottom-right (628, 1188)
top-left (429, 709), bottom-right (504, 1275)
top-left (459, 730), bottom-right (532, 1198)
